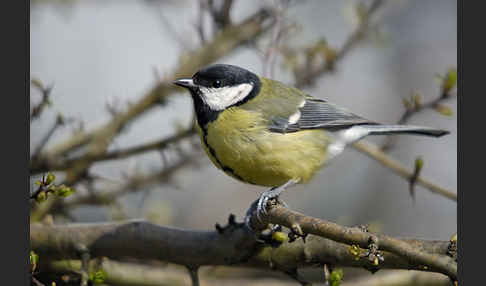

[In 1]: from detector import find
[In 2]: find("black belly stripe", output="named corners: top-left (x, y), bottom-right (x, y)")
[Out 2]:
top-left (200, 125), bottom-right (257, 185)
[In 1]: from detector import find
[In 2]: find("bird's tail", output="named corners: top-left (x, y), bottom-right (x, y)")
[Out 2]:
top-left (364, 124), bottom-right (449, 137)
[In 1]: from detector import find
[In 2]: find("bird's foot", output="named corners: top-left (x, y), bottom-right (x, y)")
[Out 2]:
top-left (256, 179), bottom-right (297, 221)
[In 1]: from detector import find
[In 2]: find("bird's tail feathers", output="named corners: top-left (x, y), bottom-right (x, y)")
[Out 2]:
top-left (364, 124), bottom-right (449, 137)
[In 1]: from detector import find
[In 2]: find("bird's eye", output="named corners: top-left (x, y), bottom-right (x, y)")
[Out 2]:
top-left (212, 80), bottom-right (221, 88)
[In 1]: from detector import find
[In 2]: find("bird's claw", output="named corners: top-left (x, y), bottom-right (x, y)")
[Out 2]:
top-left (256, 190), bottom-right (289, 222)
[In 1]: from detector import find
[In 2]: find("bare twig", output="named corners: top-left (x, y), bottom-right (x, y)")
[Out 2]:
top-left (30, 79), bottom-right (54, 122)
top-left (295, 0), bottom-right (385, 88)
top-left (381, 87), bottom-right (456, 151)
top-left (352, 140), bottom-right (456, 201)
top-left (156, 2), bottom-right (192, 50)
top-left (31, 275), bottom-right (45, 286)
top-left (196, 0), bottom-right (208, 44)
top-left (31, 127), bottom-right (196, 175)
top-left (208, 0), bottom-right (234, 29)
top-left (31, 113), bottom-right (65, 163)
top-left (262, 0), bottom-right (289, 78)
top-left (55, 150), bottom-right (198, 210)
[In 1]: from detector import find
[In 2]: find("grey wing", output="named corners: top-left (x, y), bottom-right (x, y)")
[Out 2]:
top-left (268, 97), bottom-right (377, 133)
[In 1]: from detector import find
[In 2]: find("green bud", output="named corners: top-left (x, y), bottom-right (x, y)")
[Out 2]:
top-left (402, 98), bottom-right (412, 110)
top-left (54, 185), bottom-right (75, 197)
top-left (30, 250), bottom-right (39, 273)
top-left (436, 104), bottom-right (453, 116)
top-left (36, 191), bottom-right (47, 203)
top-left (31, 78), bottom-right (44, 90)
top-left (413, 94), bottom-right (421, 108)
top-left (45, 173), bottom-right (56, 185)
top-left (442, 68), bottom-right (457, 93)
top-left (414, 157), bottom-right (424, 173)
top-left (349, 245), bottom-right (361, 260)
top-left (329, 268), bottom-right (344, 286)
top-left (89, 269), bottom-right (107, 284)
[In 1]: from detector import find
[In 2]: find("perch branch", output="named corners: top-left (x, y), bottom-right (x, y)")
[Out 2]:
top-left (31, 215), bottom-right (454, 278)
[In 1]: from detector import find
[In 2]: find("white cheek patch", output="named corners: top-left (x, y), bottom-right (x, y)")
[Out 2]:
top-left (200, 83), bottom-right (254, 111)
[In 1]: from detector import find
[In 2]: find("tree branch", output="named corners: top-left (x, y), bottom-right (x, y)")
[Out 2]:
top-left (294, 0), bottom-right (385, 88)
top-left (30, 126), bottom-right (196, 174)
top-left (381, 70), bottom-right (457, 151)
top-left (352, 141), bottom-right (457, 201)
top-left (30, 213), bottom-right (455, 279)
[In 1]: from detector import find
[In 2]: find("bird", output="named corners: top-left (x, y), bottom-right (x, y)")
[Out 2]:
top-left (173, 64), bottom-right (449, 218)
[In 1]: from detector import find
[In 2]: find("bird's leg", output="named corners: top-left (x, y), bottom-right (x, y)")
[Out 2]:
top-left (256, 179), bottom-right (297, 221)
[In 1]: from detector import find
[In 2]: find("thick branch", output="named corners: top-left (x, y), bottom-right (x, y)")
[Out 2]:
top-left (31, 217), bottom-right (453, 276)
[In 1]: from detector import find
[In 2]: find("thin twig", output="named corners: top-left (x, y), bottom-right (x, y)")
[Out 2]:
top-left (31, 275), bottom-right (45, 286)
top-left (30, 79), bottom-right (54, 122)
top-left (353, 140), bottom-right (456, 201)
top-left (263, 0), bottom-right (288, 78)
top-left (156, 2), bottom-right (192, 50)
top-left (31, 114), bottom-right (65, 162)
top-left (381, 90), bottom-right (456, 151)
top-left (51, 150), bottom-right (198, 212)
top-left (31, 127), bottom-right (196, 174)
top-left (295, 0), bottom-right (385, 88)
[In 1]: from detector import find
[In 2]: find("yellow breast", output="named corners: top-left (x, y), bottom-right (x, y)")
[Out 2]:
top-left (198, 107), bottom-right (331, 187)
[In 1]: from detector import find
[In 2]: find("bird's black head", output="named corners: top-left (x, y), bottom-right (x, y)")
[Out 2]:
top-left (174, 64), bottom-right (261, 126)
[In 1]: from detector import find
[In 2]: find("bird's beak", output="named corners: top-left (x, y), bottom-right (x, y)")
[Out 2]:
top-left (173, 78), bottom-right (196, 89)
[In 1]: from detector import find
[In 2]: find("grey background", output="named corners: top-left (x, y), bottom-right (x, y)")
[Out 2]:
top-left (31, 0), bottom-right (456, 240)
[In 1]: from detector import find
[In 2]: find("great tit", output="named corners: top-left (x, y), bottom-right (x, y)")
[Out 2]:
top-left (174, 64), bottom-right (449, 216)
